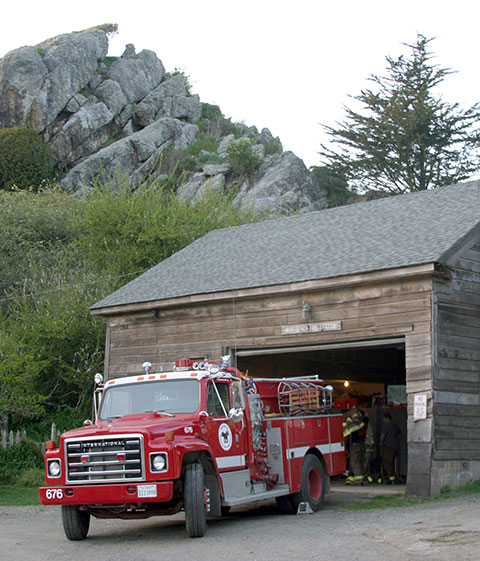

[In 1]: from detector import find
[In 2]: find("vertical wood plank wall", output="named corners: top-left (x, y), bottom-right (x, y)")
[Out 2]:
top-left (105, 277), bottom-right (433, 378)
top-left (431, 240), bottom-right (480, 494)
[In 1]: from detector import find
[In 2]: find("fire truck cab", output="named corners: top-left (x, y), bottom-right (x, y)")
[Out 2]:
top-left (39, 357), bottom-right (345, 539)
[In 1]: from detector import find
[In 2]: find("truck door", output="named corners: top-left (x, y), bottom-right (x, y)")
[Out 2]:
top-left (205, 380), bottom-right (248, 472)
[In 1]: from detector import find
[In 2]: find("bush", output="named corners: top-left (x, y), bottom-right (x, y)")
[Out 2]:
top-left (3, 261), bottom-right (106, 422)
top-left (201, 103), bottom-right (223, 121)
top-left (0, 187), bottom-right (82, 298)
top-left (197, 153), bottom-right (223, 166)
top-left (15, 467), bottom-right (44, 487)
top-left (262, 137), bottom-right (283, 156)
top-left (184, 135), bottom-right (219, 156)
top-left (0, 128), bottom-right (54, 191)
top-left (74, 178), bottom-right (261, 278)
top-left (0, 442), bottom-right (43, 473)
top-left (226, 138), bottom-right (263, 176)
top-left (199, 104), bottom-right (246, 139)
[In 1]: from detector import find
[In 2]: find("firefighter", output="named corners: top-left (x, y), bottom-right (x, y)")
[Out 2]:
top-left (380, 412), bottom-right (400, 484)
top-left (343, 405), bottom-right (367, 485)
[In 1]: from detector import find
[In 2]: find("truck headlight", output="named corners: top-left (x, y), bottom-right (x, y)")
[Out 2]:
top-left (47, 459), bottom-right (62, 478)
top-left (150, 453), bottom-right (168, 472)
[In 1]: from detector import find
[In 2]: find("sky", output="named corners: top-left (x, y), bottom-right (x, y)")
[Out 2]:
top-left (1, 0), bottom-right (479, 168)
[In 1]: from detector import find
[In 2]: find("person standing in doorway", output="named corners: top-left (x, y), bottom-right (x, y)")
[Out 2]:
top-left (343, 405), bottom-right (368, 485)
top-left (380, 412), bottom-right (400, 484)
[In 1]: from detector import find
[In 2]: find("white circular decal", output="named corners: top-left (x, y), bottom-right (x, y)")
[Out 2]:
top-left (218, 423), bottom-right (233, 451)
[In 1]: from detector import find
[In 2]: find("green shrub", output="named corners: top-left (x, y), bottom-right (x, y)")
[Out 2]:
top-left (262, 137), bottom-right (283, 156)
top-left (0, 466), bottom-right (14, 485)
top-left (226, 138), bottom-right (263, 176)
top-left (83, 23), bottom-right (118, 36)
top-left (201, 103), bottom-right (223, 121)
top-left (0, 442), bottom-right (43, 473)
top-left (15, 467), bottom-right (44, 487)
top-left (0, 187), bottom-right (81, 298)
top-left (79, 85), bottom-right (93, 97)
top-left (74, 178), bottom-right (262, 278)
top-left (199, 104), bottom-right (245, 139)
top-left (185, 135), bottom-right (219, 156)
top-left (197, 153), bottom-right (223, 166)
top-left (103, 56), bottom-right (118, 68)
top-left (0, 128), bottom-right (54, 191)
top-left (96, 64), bottom-right (109, 80)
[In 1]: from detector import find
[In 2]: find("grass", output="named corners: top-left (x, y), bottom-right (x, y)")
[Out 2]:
top-left (0, 468), bottom-right (44, 506)
top-left (0, 485), bottom-right (41, 506)
top-left (345, 494), bottom-right (430, 510)
top-left (344, 479), bottom-right (480, 511)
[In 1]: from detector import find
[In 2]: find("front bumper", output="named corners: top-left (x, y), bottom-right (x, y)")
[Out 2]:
top-left (39, 481), bottom-right (174, 505)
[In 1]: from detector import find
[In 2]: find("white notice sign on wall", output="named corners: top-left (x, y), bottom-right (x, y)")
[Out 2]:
top-left (414, 393), bottom-right (428, 420)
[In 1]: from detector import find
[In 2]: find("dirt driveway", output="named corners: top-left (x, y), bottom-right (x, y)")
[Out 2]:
top-left (1, 490), bottom-right (479, 561)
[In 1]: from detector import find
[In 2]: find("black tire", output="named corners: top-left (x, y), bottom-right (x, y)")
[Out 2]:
top-left (292, 454), bottom-right (326, 512)
top-left (275, 494), bottom-right (297, 514)
top-left (184, 463), bottom-right (207, 537)
top-left (61, 505), bottom-right (90, 540)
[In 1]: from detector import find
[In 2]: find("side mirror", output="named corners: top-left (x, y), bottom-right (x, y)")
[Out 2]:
top-left (83, 419), bottom-right (93, 426)
top-left (228, 408), bottom-right (244, 423)
top-left (199, 410), bottom-right (209, 424)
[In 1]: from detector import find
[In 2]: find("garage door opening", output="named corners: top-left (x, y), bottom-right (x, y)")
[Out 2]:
top-left (233, 338), bottom-right (407, 484)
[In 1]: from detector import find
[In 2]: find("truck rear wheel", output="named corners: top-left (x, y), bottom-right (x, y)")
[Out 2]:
top-left (61, 505), bottom-right (90, 540)
top-left (184, 463), bottom-right (207, 537)
top-left (294, 453), bottom-right (326, 512)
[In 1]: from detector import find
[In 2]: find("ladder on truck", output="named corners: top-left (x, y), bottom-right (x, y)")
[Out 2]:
top-left (278, 379), bottom-right (333, 416)
top-left (251, 376), bottom-right (333, 417)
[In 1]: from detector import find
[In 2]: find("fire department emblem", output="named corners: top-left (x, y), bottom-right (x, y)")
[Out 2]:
top-left (218, 423), bottom-right (233, 451)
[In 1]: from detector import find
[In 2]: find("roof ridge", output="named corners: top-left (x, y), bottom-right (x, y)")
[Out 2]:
top-left (204, 179), bottom-right (480, 237)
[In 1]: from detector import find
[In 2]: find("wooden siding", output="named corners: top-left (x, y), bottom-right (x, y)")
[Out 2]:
top-left (104, 275), bottom-right (433, 383)
top-left (433, 239), bottom-right (480, 462)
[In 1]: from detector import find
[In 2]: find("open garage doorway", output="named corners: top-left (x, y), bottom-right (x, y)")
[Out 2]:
top-left (233, 337), bottom-right (408, 484)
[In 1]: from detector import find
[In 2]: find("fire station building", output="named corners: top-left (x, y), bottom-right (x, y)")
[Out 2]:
top-left (91, 180), bottom-right (480, 497)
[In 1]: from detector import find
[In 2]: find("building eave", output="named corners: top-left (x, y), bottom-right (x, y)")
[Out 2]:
top-left (90, 262), bottom-right (443, 317)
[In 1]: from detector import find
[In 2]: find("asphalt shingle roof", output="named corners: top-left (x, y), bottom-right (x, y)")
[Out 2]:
top-left (91, 180), bottom-right (480, 310)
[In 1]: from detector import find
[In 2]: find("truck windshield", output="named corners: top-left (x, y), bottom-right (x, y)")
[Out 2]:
top-left (98, 379), bottom-right (199, 420)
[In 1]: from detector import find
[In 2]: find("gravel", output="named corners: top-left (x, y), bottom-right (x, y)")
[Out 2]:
top-left (2, 491), bottom-right (480, 561)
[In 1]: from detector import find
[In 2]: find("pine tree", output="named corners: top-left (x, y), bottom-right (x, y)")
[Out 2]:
top-left (319, 35), bottom-right (480, 194)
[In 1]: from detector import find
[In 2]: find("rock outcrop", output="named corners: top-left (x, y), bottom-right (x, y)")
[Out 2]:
top-left (0, 25), bottom-right (327, 215)
top-left (234, 152), bottom-right (327, 214)
top-left (177, 145), bottom-right (327, 214)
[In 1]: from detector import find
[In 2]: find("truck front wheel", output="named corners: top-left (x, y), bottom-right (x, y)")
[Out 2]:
top-left (61, 505), bottom-right (90, 540)
top-left (184, 463), bottom-right (207, 537)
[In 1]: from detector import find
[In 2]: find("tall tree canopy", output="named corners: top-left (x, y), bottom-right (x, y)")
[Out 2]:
top-left (319, 35), bottom-right (480, 194)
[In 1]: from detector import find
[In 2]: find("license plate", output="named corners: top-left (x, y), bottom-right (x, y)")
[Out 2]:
top-left (137, 485), bottom-right (157, 498)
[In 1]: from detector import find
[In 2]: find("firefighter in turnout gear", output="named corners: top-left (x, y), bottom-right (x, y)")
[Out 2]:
top-left (343, 406), bottom-right (367, 485)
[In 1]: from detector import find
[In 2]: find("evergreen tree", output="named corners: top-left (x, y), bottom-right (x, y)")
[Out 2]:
top-left (310, 165), bottom-right (357, 207)
top-left (319, 35), bottom-right (480, 194)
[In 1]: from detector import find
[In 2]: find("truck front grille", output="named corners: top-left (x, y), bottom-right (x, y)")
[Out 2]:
top-left (65, 434), bottom-right (144, 483)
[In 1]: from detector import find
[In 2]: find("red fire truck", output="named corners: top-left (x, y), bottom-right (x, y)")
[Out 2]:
top-left (39, 357), bottom-right (345, 539)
